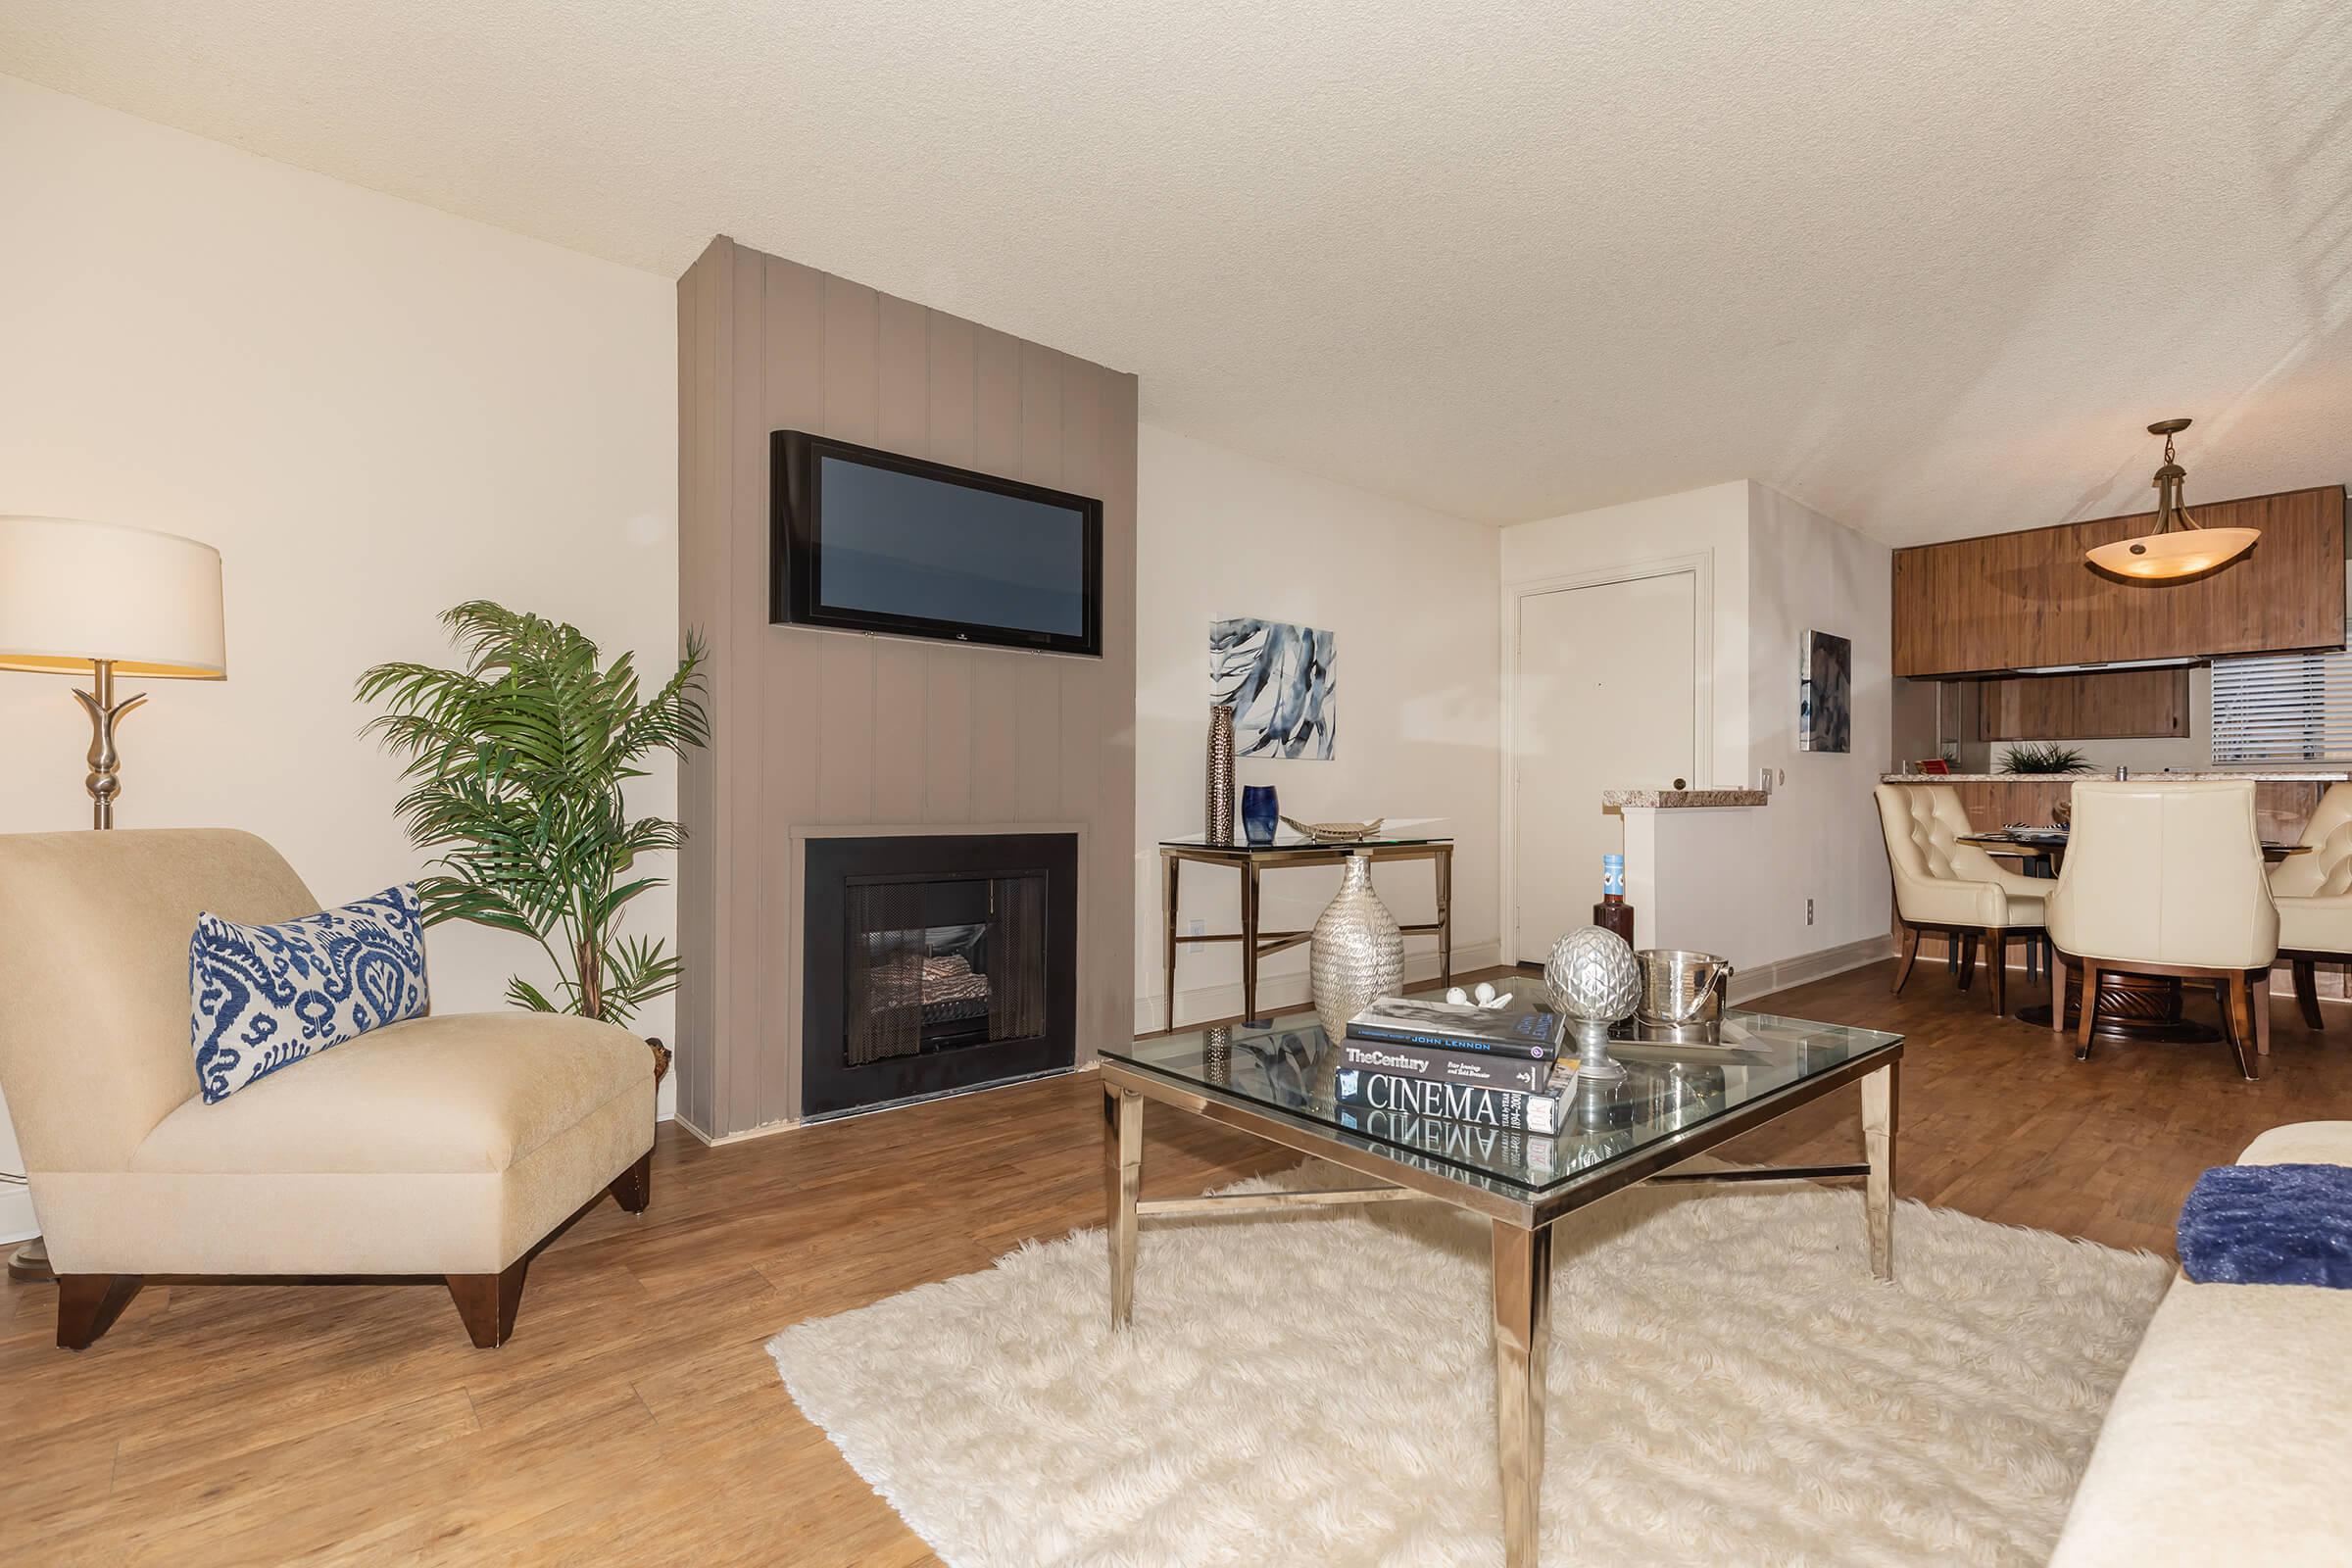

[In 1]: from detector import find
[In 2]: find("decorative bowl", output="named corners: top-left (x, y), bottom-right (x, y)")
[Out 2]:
top-left (1280, 815), bottom-right (1385, 844)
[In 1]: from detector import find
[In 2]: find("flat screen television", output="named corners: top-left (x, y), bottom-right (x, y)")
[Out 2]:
top-left (771, 431), bottom-right (1102, 657)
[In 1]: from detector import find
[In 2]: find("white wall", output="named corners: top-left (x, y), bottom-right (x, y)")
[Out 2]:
top-left (1136, 425), bottom-right (1501, 1028)
top-left (0, 74), bottom-right (682, 1221)
top-left (1741, 480), bottom-right (1893, 962)
top-left (1499, 479), bottom-right (1894, 981)
top-left (1499, 481), bottom-right (1751, 788)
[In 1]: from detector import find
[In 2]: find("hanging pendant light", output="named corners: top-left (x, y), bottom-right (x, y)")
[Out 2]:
top-left (2083, 418), bottom-right (2259, 580)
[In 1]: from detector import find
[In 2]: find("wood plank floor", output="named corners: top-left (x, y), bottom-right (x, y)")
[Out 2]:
top-left (6, 957), bottom-right (2348, 1564)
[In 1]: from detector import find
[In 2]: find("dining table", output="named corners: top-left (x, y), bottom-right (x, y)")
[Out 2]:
top-left (1958, 831), bottom-right (2311, 1043)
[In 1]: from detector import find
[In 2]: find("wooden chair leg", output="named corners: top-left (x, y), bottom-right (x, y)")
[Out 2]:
top-left (2254, 969), bottom-right (2273, 1060)
top-left (1985, 929), bottom-right (2007, 1017)
top-left (609, 1148), bottom-right (653, 1214)
top-left (447, 1258), bottom-right (530, 1348)
top-left (2224, 974), bottom-right (2259, 1081)
top-left (2291, 959), bottom-right (2323, 1030)
top-left (55, 1274), bottom-right (142, 1350)
top-left (2075, 962), bottom-right (2100, 1059)
top-left (1891, 926), bottom-right (1920, 996)
top-left (1957, 933), bottom-right (1979, 992)
top-left (2050, 956), bottom-right (2070, 1035)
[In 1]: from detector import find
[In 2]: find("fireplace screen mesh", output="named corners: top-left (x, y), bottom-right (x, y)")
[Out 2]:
top-left (843, 873), bottom-right (1047, 1066)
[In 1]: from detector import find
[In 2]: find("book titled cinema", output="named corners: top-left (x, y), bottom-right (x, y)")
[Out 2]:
top-left (1335, 1067), bottom-right (1568, 1136)
top-left (1337, 1038), bottom-right (1550, 1095)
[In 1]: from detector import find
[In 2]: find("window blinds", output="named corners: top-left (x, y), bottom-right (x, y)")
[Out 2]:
top-left (2211, 650), bottom-right (2352, 764)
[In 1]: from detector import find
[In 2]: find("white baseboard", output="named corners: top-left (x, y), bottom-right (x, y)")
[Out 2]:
top-left (1135, 940), bottom-right (1506, 1033)
top-left (1726, 934), bottom-right (1896, 1004)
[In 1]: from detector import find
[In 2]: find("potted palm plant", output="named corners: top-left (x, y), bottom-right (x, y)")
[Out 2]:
top-left (357, 603), bottom-right (709, 1072)
top-left (1998, 743), bottom-right (2094, 775)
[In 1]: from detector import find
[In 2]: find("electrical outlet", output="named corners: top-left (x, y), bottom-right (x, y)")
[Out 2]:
top-left (1806, 897), bottom-right (1815, 926)
top-left (1188, 918), bottom-right (1205, 954)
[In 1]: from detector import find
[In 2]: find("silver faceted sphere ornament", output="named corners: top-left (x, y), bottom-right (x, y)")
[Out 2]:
top-left (1544, 925), bottom-right (1640, 1080)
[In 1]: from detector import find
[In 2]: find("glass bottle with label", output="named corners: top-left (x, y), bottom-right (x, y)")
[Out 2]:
top-left (1593, 853), bottom-right (1635, 944)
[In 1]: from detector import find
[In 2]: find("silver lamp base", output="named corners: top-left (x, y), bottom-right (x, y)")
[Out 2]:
top-left (1570, 1017), bottom-right (1626, 1080)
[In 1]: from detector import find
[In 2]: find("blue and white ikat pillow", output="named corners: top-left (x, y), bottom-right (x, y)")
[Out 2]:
top-left (190, 885), bottom-right (429, 1103)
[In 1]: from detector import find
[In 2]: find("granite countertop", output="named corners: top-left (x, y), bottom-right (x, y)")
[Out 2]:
top-left (1602, 788), bottom-right (1770, 808)
top-left (1880, 771), bottom-right (2352, 783)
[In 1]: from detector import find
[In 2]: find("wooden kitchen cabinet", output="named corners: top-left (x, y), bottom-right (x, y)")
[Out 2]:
top-left (1976, 666), bottom-right (2189, 741)
top-left (1893, 486), bottom-right (2345, 677)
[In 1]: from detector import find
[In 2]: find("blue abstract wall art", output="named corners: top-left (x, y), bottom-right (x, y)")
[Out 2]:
top-left (1211, 616), bottom-right (1336, 760)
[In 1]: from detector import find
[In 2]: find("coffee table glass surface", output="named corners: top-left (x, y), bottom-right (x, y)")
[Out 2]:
top-left (1102, 1006), bottom-right (1902, 1219)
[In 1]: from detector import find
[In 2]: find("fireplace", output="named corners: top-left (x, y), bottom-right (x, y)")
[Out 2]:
top-left (802, 833), bottom-right (1078, 1118)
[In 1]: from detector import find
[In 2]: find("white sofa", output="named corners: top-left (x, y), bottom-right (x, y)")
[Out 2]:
top-left (2048, 1121), bottom-right (2352, 1566)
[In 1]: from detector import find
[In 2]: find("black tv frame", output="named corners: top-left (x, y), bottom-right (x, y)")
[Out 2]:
top-left (770, 430), bottom-right (1103, 658)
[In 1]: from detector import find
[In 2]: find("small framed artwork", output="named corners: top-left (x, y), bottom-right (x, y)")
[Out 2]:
top-left (1798, 630), bottom-right (1851, 753)
top-left (1210, 616), bottom-right (1337, 760)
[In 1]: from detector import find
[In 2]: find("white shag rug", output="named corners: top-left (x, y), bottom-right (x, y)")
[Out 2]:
top-left (768, 1166), bottom-right (2172, 1567)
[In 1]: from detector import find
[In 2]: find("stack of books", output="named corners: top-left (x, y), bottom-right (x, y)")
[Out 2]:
top-left (1332, 994), bottom-right (1573, 1136)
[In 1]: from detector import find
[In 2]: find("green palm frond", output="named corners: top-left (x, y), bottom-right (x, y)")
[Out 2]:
top-left (360, 604), bottom-right (709, 1027)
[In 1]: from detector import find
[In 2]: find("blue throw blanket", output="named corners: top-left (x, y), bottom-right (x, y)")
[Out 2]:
top-left (2177, 1163), bottom-right (2352, 1289)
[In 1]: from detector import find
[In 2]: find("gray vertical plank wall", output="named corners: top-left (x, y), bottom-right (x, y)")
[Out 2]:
top-left (675, 236), bottom-right (1140, 1139)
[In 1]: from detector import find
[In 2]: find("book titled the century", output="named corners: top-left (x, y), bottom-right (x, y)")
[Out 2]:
top-left (1336, 1037), bottom-right (1551, 1094)
top-left (1346, 995), bottom-right (1565, 1058)
top-left (1334, 1066), bottom-right (1569, 1136)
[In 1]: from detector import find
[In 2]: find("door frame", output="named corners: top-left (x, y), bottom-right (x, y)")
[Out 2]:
top-left (1498, 553), bottom-right (1715, 964)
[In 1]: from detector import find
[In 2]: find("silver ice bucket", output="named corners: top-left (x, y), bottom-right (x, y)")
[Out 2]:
top-left (1636, 949), bottom-right (1733, 1027)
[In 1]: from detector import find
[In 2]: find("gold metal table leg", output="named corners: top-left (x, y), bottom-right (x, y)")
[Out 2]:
top-left (1104, 1088), bottom-right (1143, 1328)
top-left (1240, 861), bottom-right (1261, 1023)
top-left (1437, 846), bottom-right (1453, 991)
top-left (1492, 1219), bottom-right (1552, 1568)
top-left (1161, 853), bottom-right (1180, 1033)
top-left (1861, 1061), bottom-right (1898, 1282)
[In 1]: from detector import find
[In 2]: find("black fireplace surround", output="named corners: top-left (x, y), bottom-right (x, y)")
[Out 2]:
top-left (802, 833), bottom-right (1078, 1118)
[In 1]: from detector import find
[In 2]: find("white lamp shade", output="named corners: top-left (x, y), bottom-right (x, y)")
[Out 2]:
top-left (2083, 526), bottom-right (2262, 581)
top-left (0, 515), bottom-right (225, 678)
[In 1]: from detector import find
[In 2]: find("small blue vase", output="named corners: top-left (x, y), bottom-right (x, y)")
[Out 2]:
top-left (1241, 785), bottom-right (1280, 846)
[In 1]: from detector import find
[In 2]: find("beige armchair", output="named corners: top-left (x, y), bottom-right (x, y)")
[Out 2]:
top-left (2268, 780), bottom-right (2352, 1030)
top-left (0, 829), bottom-right (656, 1350)
top-left (1874, 784), bottom-right (2047, 1017)
top-left (2046, 781), bottom-right (2278, 1079)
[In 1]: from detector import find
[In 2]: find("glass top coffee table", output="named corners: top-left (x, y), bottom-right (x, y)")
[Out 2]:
top-left (1099, 1005), bottom-right (1903, 1568)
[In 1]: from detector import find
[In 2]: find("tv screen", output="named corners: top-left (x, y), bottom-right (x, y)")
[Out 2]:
top-left (771, 431), bottom-right (1102, 656)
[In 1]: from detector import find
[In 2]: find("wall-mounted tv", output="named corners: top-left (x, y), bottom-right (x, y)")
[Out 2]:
top-left (771, 431), bottom-right (1102, 657)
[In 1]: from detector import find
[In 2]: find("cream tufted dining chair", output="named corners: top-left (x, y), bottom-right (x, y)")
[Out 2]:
top-left (2046, 780), bottom-right (2278, 1079)
top-left (1873, 784), bottom-right (2048, 1017)
top-left (2268, 780), bottom-right (2352, 1030)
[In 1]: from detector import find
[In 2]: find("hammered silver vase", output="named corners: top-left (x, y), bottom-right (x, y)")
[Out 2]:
top-left (1544, 925), bottom-right (1641, 1080)
top-left (1205, 704), bottom-right (1237, 845)
top-left (1310, 856), bottom-right (1404, 1040)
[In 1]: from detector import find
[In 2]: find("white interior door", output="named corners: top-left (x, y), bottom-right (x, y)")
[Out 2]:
top-left (1512, 571), bottom-right (1698, 962)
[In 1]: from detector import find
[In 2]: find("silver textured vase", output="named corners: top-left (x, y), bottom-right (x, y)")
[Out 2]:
top-left (1205, 705), bottom-right (1237, 845)
top-left (1310, 857), bottom-right (1404, 1039)
top-left (1544, 925), bottom-right (1641, 1080)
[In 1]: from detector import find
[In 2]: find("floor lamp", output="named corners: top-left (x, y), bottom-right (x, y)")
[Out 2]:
top-left (0, 515), bottom-right (226, 1282)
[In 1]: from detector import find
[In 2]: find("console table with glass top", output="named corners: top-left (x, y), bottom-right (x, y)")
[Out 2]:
top-left (1099, 1007), bottom-right (1903, 1568)
top-left (1157, 829), bottom-right (1453, 1030)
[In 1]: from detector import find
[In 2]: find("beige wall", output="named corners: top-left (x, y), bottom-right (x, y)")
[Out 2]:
top-left (0, 76), bottom-right (683, 1228)
top-left (675, 238), bottom-right (1137, 1138)
top-left (1135, 424), bottom-right (1501, 1027)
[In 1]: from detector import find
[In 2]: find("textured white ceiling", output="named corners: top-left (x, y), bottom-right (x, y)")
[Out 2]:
top-left (6, 1), bottom-right (2350, 543)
